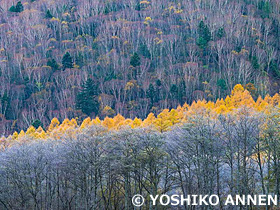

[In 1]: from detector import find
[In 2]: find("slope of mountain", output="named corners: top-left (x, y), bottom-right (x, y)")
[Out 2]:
top-left (0, 0), bottom-right (279, 134)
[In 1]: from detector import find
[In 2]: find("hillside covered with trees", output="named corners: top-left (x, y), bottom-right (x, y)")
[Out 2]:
top-left (0, 85), bottom-right (279, 209)
top-left (0, 0), bottom-right (279, 134)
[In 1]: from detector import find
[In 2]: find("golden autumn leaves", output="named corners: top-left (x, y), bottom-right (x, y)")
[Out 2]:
top-left (3, 84), bottom-right (280, 146)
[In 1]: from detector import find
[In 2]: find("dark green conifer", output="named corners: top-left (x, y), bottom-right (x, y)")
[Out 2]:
top-left (45, 9), bottom-right (53, 19)
top-left (76, 78), bottom-right (100, 116)
top-left (130, 53), bottom-right (141, 67)
top-left (32, 119), bottom-right (43, 129)
top-left (62, 52), bottom-right (73, 69)
top-left (147, 84), bottom-right (155, 105)
top-left (9, 1), bottom-right (24, 13)
top-left (47, 59), bottom-right (59, 71)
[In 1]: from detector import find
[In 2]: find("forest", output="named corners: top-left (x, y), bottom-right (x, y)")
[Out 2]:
top-left (0, 0), bottom-right (279, 134)
top-left (0, 85), bottom-right (279, 209)
top-left (0, 0), bottom-right (280, 208)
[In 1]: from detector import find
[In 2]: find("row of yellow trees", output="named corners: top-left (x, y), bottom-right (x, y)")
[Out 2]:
top-left (2, 84), bottom-right (280, 146)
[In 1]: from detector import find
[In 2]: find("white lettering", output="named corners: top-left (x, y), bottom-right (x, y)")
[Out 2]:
top-left (160, 195), bottom-right (170, 206)
top-left (209, 195), bottom-right (219, 205)
top-left (150, 195), bottom-right (159, 206)
top-left (171, 195), bottom-right (180, 206)
top-left (236, 195), bottom-right (246, 205)
top-left (258, 195), bottom-right (266, 205)
top-left (199, 195), bottom-right (209, 205)
top-left (268, 195), bottom-right (277, 206)
top-left (225, 195), bottom-right (235, 205)
top-left (181, 195), bottom-right (191, 205)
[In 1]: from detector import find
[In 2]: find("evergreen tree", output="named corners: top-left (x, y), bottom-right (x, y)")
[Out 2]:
top-left (32, 119), bottom-right (43, 129)
top-left (9, 6), bottom-right (17, 12)
top-left (45, 9), bottom-right (53, 19)
top-left (155, 79), bottom-right (162, 103)
top-left (62, 52), bottom-right (73, 69)
top-left (135, 2), bottom-right (141, 11)
top-left (251, 56), bottom-right (260, 70)
top-left (139, 43), bottom-right (151, 58)
top-left (47, 59), bottom-right (59, 71)
top-left (217, 79), bottom-right (227, 91)
top-left (216, 27), bottom-right (225, 39)
top-left (75, 53), bottom-right (84, 68)
top-left (197, 20), bottom-right (211, 48)
top-left (16, 1), bottom-right (24, 12)
top-left (76, 78), bottom-right (100, 116)
top-left (170, 84), bottom-right (178, 100)
top-left (130, 53), bottom-right (141, 67)
top-left (104, 6), bottom-right (110, 15)
top-left (147, 84), bottom-right (155, 105)
top-left (196, 37), bottom-right (208, 49)
top-left (156, 79), bottom-right (162, 87)
top-left (9, 1), bottom-right (24, 13)
top-left (198, 21), bottom-right (211, 42)
top-left (1, 92), bottom-right (12, 120)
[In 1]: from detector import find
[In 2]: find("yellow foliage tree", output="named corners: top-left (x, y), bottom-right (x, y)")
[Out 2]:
top-left (70, 118), bottom-right (78, 127)
top-left (131, 117), bottom-right (142, 128)
top-left (26, 126), bottom-right (36, 136)
top-left (80, 117), bottom-right (91, 129)
top-left (113, 114), bottom-right (125, 128)
top-left (92, 117), bottom-right (101, 125)
top-left (142, 113), bottom-right (156, 127)
top-left (154, 109), bottom-right (172, 132)
top-left (61, 118), bottom-right (71, 128)
top-left (48, 117), bottom-right (60, 132)
top-left (224, 96), bottom-right (233, 110)
top-left (117, 119), bottom-right (133, 128)
top-left (12, 131), bottom-right (18, 140)
top-left (168, 109), bottom-right (180, 126)
top-left (101, 106), bottom-right (115, 117)
top-left (35, 126), bottom-right (47, 139)
top-left (215, 105), bottom-right (228, 114)
top-left (272, 93), bottom-right (280, 106)
top-left (102, 117), bottom-right (114, 129)
top-left (2, 83), bottom-right (280, 146)
top-left (18, 130), bottom-right (25, 139)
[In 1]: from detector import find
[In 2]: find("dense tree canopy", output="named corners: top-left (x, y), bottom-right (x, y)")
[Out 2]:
top-left (0, 85), bottom-right (279, 209)
top-left (0, 0), bottom-right (279, 135)
top-left (0, 0), bottom-right (279, 208)
top-left (76, 78), bottom-right (100, 116)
